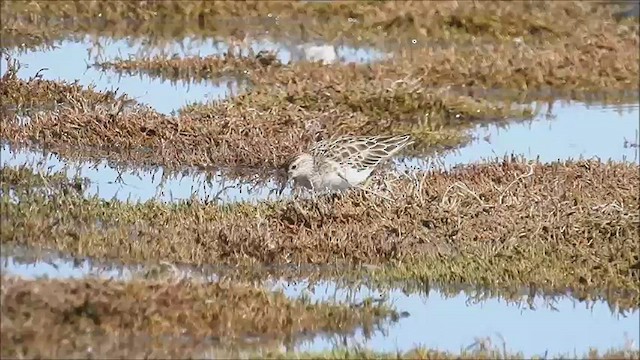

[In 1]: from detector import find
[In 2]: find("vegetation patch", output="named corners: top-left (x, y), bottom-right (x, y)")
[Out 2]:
top-left (97, 30), bottom-right (639, 98)
top-left (2, 2), bottom-right (637, 173)
top-left (1, 275), bottom-right (396, 358)
top-left (0, 58), bottom-right (126, 111)
top-left (2, 158), bottom-right (638, 309)
top-left (96, 51), bottom-right (283, 80)
top-left (1, 59), bottom-right (531, 171)
top-left (265, 347), bottom-right (640, 360)
top-left (2, 1), bottom-right (639, 357)
top-left (9, 1), bottom-right (633, 98)
top-left (5, 243), bottom-right (633, 315)
top-left (1, 1), bottom-right (636, 49)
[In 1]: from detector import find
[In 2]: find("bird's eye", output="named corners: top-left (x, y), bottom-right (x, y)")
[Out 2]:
top-left (291, 164), bottom-right (297, 170)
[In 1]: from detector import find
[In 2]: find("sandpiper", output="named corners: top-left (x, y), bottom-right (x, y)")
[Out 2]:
top-left (287, 134), bottom-right (413, 192)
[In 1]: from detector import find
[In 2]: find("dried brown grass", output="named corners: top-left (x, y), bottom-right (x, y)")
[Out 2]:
top-left (2, 158), bottom-right (638, 298)
top-left (97, 29), bottom-right (639, 95)
top-left (2, 59), bottom-right (522, 171)
top-left (1, 1), bottom-right (636, 47)
top-left (0, 275), bottom-right (395, 358)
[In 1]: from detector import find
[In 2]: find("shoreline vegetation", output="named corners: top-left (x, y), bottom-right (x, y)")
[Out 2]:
top-left (1, 0), bottom-right (639, 358)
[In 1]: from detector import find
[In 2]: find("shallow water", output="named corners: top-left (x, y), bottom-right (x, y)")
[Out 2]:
top-left (282, 281), bottom-right (639, 357)
top-left (401, 101), bottom-right (639, 172)
top-left (1, 39), bottom-right (244, 115)
top-left (1, 36), bottom-right (388, 114)
top-left (0, 145), bottom-right (285, 203)
top-left (2, 100), bottom-right (638, 204)
top-left (2, 13), bottom-right (639, 359)
top-left (2, 246), bottom-right (638, 357)
top-left (2, 34), bottom-right (637, 205)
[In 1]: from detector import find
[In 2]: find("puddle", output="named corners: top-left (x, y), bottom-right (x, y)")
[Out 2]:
top-left (0, 144), bottom-right (285, 203)
top-left (2, 245), bottom-right (638, 357)
top-left (402, 100), bottom-right (640, 172)
top-left (1, 36), bottom-right (388, 114)
top-left (1, 39), bottom-right (246, 115)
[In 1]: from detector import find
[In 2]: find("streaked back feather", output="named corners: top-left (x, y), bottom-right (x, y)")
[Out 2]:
top-left (311, 134), bottom-right (413, 170)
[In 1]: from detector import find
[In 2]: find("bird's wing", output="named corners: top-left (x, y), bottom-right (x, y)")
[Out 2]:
top-left (312, 134), bottom-right (413, 170)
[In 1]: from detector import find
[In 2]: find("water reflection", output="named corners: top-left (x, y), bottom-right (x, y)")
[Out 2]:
top-left (1, 245), bottom-right (218, 283)
top-left (285, 281), bottom-right (638, 357)
top-left (401, 101), bottom-right (640, 172)
top-left (1, 36), bottom-right (388, 114)
top-left (0, 144), bottom-right (286, 203)
top-left (2, 246), bottom-right (638, 358)
top-left (1, 39), bottom-right (244, 115)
